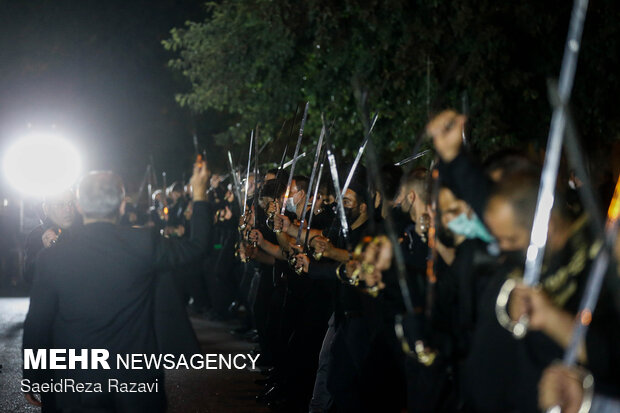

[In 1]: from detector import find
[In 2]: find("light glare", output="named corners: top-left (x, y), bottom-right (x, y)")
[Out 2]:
top-left (3, 133), bottom-right (81, 197)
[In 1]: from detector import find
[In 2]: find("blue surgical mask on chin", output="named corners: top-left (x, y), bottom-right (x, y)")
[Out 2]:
top-left (447, 212), bottom-right (495, 243)
top-left (285, 197), bottom-right (297, 214)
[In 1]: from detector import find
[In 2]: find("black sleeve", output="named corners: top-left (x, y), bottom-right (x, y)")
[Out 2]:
top-left (583, 286), bottom-right (620, 398)
top-left (23, 228), bottom-right (44, 284)
top-left (437, 151), bottom-right (491, 219)
top-left (22, 253), bottom-right (57, 383)
top-left (153, 201), bottom-right (211, 271)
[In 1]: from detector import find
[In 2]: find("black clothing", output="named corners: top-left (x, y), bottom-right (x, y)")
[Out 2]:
top-left (465, 216), bottom-right (620, 411)
top-left (23, 217), bottom-right (81, 285)
top-left (437, 151), bottom-right (491, 220)
top-left (22, 201), bottom-right (211, 412)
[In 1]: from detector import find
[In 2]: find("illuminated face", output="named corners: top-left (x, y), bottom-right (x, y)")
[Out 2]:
top-left (264, 172), bottom-right (277, 181)
top-left (45, 190), bottom-right (77, 228)
top-left (484, 196), bottom-right (530, 252)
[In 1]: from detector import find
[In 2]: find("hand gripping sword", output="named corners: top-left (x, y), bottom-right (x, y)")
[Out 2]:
top-left (304, 156), bottom-right (326, 259)
top-left (545, 178), bottom-right (619, 413)
top-left (496, 0), bottom-right (590, 339)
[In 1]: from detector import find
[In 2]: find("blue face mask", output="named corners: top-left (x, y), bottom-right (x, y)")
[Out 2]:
top-left (447, 212), bottom-right (495, 243)
top-left (285, 196), bottom-right (297, 213)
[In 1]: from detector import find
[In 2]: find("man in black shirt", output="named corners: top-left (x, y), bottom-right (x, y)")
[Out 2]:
top-left (22, 162), bottom-right (211, 413)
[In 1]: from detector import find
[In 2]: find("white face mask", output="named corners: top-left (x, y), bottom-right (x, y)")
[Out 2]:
top-left (285, 196), bottom-right (297, 213)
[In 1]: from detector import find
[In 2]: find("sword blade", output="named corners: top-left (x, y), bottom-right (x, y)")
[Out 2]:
top-left (281, 101), bottom-right (310, 215)
top-left (243, 130), bottom-right (254, 216)
top-left (522, 0), bottom-right (589, 286)
top-left (282, 152), bottom-right (306, 168)
top-left (356, 109), bottom-right (415, 314)
top-left (341, 112), bottom-right (379, 196)
top-left (228, 150), bottom-right (243, 209)
top-left (393, 149), bottom-right (432, 166)
top-left (253, 125), bottom-right (260, 226)
top-left (304, 158), bottom-right (325, 251)
top-left (563, 176), bottom-right (620, 367)
top-left (324, 117), bottom-right (349, 246)
top-left (296, 123), bottom-right (325, 245)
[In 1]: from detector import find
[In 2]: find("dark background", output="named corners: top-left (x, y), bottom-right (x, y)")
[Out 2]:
top-left (0, 0), bottom-right (211, 196)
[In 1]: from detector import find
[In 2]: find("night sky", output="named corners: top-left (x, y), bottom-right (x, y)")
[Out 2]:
top-left (0, 0), bottom-right (212, 195)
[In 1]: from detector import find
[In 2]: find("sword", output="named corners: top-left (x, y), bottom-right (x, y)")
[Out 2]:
top-left (161, 171), bottom-right (168, 220)
top-left (252, 125), bottom-right (260, 230)
top-left (496, 0), bottom-right (590, 339)
top-left (357, 109), bottom-right (415, 314)
top-left (296, 123), bottom-right (325, 246)
top-left (241, 130), bottom-right (254, 220)
top-left (547, 80), bottom-right (604, 239)
top-left (276, 105), bottom-right (300, 182)
top-left (265, 109), bottom-right (298, 230)
top-left (193, 133), bottom-right (200, 158)
top-left (461, 91), bottom-right (469, 145)
top-left (265, 144), bottom-right (289, 231)
top-left (275, 144), bottom-right (289, 179)
top-left (280, 101), bottom-right (309, 216)
top-left (340, 112), bottom-right (379, 197)
top-left (134, 164), bottom-right (151, 209)
top-left (393, 149), bottom-right (432, 167)
top-left (227, 150), bottom-right (243, 209)
top-left (325, 119), bottom-right (350, 248)
top-left (544, 178), bottom-right (620, 413)
top-left (282, 152), bottom-right (307, 168)
top-left (304, 156), bottom-right (326, 255)
top-left (565, 176), bottom-right (619, 366)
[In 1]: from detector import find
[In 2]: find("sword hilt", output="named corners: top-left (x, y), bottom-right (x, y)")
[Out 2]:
top-left (495, 278), bottom-right (531, 339)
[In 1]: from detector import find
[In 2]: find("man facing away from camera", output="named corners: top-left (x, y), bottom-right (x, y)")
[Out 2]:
top-left (22, 161), bottom-right (211, 413)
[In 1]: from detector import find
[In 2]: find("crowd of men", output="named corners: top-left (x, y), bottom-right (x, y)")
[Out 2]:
top-left (21, 109), bottom-right (620, 413)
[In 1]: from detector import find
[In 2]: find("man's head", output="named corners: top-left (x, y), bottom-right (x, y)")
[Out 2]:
top-left (168, 182), bottom-right (185, 203)
top-left (43, 190), bottom-right (78, 228)
top-left (437, 187), bottom-right (470, 246)
top-left (286, 175), bottom-right (308, 217)
top-left (77, 171), bottom-right (125, 222)
top-left (426, 109), bottom-right (467, 163)
top-left (265, 168), bottom-right (278, 181)
top-left (343, 186), bottom-right (368, 228)
top-left (483, 149), bottom-right (538, 182)
top-left (484, 172), bottom-right (539, 252)
top-left (395, 168), bottom-right (428, 222)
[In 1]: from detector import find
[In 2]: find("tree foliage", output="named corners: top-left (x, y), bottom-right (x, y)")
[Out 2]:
top-left (164, 0), bottom-right (620, 164)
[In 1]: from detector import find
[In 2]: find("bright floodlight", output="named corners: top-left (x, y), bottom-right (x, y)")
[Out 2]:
top-left (3, 133), bottom-right (81, 197)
